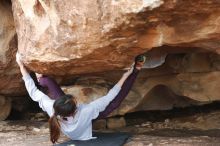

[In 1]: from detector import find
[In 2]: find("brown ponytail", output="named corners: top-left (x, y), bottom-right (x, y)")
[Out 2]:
top-left (48, 115), bottom-right (60, 143)
top-left (49, 94), bottom-right (77, 143)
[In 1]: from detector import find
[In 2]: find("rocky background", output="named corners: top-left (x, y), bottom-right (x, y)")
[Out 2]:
top-left (1, 0), bottom-right (220, 120)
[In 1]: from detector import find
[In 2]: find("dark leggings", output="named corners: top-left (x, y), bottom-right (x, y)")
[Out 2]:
top-left (38, 69), bottom-right (139, 119)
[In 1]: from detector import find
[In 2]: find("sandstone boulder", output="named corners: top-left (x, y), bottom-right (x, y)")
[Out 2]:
top-left (0, 96), bottom-right (11, 120)
top-left (61, 75), bottom-right (139, 116)
top-left (94, 52), bottom-right (220, 114)
top-left (12, 0), bottom-right (220, 75)
top-left (0, 0), bottom-right (24, 96)
top-left (60, 52), bottom-right (220, 115)
top-left (62, 77), bottom-right (110, 104)
top-left (107, 117), bottom-right (126, 129)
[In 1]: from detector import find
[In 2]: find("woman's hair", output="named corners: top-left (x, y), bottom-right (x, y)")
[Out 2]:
top-left (49, 94), bottom-right (77, 143)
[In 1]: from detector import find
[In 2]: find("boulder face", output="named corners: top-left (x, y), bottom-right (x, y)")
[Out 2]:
top-left (0, 0), bottom-right (26, 120)
top-left (0, 0), bottom-right (25, 96)
top-left (0, 95), bottom-right (11, 120)
top-left (12, 0), bottom-right (220, 75)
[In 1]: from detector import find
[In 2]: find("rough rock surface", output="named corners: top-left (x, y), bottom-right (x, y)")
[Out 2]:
top-left (0, 95), bottom-right (11, 120)
top-left (63, 68), bottom-right (220, 115)
top-left (0, 0), bottom-right (28, 121)
top-left (0, 0), bottom-right (24, 96)
top-left (62, 77), bottom-right (110, 104)
top-left (12, 0), bottom-right (220, 75)
top-left (60, 52), bottom-right (220, 116)
top-left (62, 76), bottom-right (139, 116)
top-left (64, 52), bottom-right (219, 115)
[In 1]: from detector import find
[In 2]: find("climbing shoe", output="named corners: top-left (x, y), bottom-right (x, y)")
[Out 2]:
top-left (134, 54), bottom-right (146, 69)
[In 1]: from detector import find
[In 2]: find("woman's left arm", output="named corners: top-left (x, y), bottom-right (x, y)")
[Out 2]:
top-left (87, 67), bottom-right (134, 119)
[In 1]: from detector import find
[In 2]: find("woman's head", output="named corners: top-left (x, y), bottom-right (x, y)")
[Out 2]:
top-left (53, 94), bottom-right (77, 117)
top-left (49, 94), bottom-right (77, 143)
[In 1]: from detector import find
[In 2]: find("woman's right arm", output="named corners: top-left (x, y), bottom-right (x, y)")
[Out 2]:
top-left (16, 53), bottom-right (54, 117)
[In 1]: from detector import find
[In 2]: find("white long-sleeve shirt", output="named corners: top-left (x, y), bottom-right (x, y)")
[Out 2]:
top-left (22, 74), bottom-right (121, 140)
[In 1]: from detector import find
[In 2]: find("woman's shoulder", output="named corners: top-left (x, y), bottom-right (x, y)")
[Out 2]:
top-left (77, 103), bottom-right (86, 109)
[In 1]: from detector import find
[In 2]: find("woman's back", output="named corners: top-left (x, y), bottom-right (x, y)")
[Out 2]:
top-left (59, 104), bottom-right (96, 140)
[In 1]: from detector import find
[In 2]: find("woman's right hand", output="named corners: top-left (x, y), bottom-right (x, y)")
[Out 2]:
top-left (116, 64), bottom-right (134, 87)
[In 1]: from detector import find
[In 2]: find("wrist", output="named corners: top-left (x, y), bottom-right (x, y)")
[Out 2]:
top-left (19, 63), bottom-right (25, 68)
top-left (122, 73), bottom-right (128, 77)
top-left (122, 74), bottom-right (129, 79)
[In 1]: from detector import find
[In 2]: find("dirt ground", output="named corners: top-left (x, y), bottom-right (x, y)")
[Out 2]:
top-left (1, 110), bottom-right (220, 146)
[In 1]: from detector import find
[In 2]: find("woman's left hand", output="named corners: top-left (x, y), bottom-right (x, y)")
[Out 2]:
top-left (123, 64), bottom-right (134, 77)
top-left (16, 52), bottom-right (23, 66)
